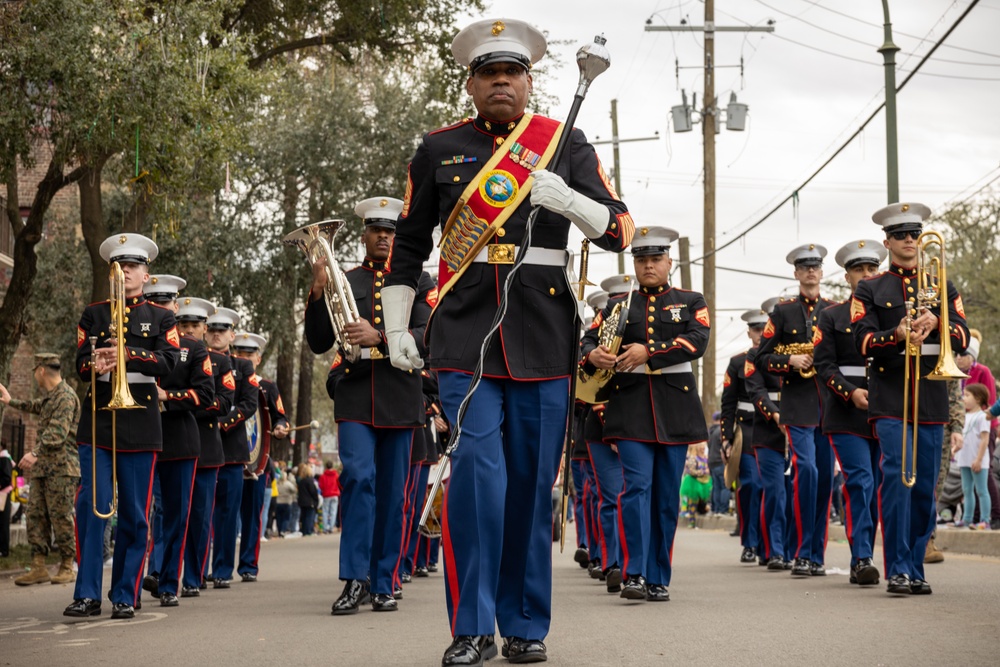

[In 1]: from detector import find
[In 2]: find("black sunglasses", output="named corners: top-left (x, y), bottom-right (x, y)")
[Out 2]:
top-left (888, 230), bottom-right (920, 241)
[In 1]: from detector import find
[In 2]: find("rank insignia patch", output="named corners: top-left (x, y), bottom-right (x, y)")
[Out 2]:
top-left (222, 371), bottom-right (236, 390)
top-left (166, 327), bottom-right (180, 348)
top-left (954, 295), bottom-right (965, 318)
top-left (744, 359), bottom-right (756, 377)
top-left (850, 298), bottom-right (866, 323)
top-left (762, 319), bottom-right (775, 338)
top-left (695, 307), bottom-right (710, 327)
top-left (202, 357), bottom-right (213, 375)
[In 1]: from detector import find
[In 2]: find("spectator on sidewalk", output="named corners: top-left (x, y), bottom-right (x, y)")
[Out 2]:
top-left (0, 354), bottom-right (82, 582)
top-left (297, 463), bottom-right (320, 536)
top-left (707, 412), bottom-right (730, 516)
top-left (955, 384), bottom-right (992, 530)
top-left (962, 333), bottom-right (1000, 529)
top-left (274, 467), bottom-right (297, 536)
top-left (1, 442), bottom-right (13, 559)
top-left (318, 460), bottom-right (341, 534)
top-left (680, 442), bottom-right (712, 527)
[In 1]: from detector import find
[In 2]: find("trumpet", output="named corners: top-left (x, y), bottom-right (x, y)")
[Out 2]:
top-left (90, 262), bottom-right (143, 519)
top-left (900, 230), bottom-right (967, 488)
top-left (773, 342), bottom-right (816, 379)
top-left (284, 221), bottom-right (362, 362)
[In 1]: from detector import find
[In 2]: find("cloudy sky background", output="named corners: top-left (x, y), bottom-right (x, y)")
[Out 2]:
top-left (462, 0), bottom-right (1000, 393)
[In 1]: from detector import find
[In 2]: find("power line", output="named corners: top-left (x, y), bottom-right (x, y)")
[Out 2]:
top-left (687, 0), bottom-right (983, 266)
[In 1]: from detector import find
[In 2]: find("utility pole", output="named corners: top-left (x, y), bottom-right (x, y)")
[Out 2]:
top-left (646, 3), bottom-right (772, 423)
top-left (593, 99), bottom-right (660, 273)
top-left (879, 0), bottom-right (900, 203)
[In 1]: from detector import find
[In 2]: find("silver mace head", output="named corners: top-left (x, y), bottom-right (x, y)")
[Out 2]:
top-left (309, 420), bottom-right (320, 429)
top-left (575, 34), bottom-right (611, 96)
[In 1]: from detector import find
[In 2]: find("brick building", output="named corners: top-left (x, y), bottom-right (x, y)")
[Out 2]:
top-left (1, 140), bottom-right (79, 460)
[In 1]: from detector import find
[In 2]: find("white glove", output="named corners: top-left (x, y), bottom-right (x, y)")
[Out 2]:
top-left (380, 285), bottom-right (424, 371)
top-left (530, 169), bottom-right (611, 239)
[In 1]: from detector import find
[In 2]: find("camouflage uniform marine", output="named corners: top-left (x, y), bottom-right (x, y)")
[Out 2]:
top-left (4, 354), bottom-right (81, 585)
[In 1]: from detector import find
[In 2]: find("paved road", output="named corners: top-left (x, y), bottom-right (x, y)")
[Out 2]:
top-left (2, 527), bottom-right (998, 666)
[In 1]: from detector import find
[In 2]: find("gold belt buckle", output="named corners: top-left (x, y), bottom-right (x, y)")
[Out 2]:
top-left (368, 346), bottom-right (385, 360)
top-left (487, 243), bottom-right (515, 264)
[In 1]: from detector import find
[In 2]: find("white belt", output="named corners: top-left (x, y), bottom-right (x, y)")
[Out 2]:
top-left (97, 372), bottom-right (156, 384)
top-left (737, 401), bottom-right (754, 412)
top-left (768, 391), bottom-right (780, 401)
top-left (471, 245), bottom-right (568, 266)
top-left (359, 347), bottom-right (386, 361)
top-left (839, 366), bottom-right (867, 377)
top-left (899, 344), bottom-right (940, 355)
top-left (625, 361), bottom-right (693, 375)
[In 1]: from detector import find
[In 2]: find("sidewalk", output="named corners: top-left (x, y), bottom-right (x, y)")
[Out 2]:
top-left (691, 512), bottom-right (1000, 558)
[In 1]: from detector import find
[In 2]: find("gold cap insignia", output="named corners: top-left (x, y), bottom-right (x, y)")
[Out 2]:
top-left (184, 298), bottom-right (191, 305)
top-left (492, 20), bottom-right (506, 36)
top-left (379, 199), bottom-right (388, 207)
top-left (151, 277), bottom-right (159, 284)
top-left (808, 244), bottom-right (815, 251)
top-left (859, 241), bottom-right (865, 248)
top-left (640, 227), bottom-right (649, 236)
top-left (901, 204), bottom-right (909, 212)
top-left (119, 235), bottom-right (128, 244)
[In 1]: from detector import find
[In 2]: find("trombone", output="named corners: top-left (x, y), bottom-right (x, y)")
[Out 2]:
top-left (90, 262), bottom-right (143, 519)
top-left (900, 230), bottom-right (967, 488)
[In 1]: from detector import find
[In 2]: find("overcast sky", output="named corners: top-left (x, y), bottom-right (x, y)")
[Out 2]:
top-left (463, 0), bottom-right (1000, 392)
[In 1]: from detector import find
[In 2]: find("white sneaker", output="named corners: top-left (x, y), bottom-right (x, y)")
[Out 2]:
top-left (104, 557), bottom-right (113, 567)
top-left (260, 536), bottom-right (268, 542)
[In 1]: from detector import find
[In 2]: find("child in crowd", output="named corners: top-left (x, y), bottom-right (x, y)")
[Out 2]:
top-left (680, 442), bottom-right (712, 527)
top-left (954, 383), bottom-right (992, 530)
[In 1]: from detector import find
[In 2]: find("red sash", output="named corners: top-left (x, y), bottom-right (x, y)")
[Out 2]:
top-left (435, 113), bottom-right (564, 305)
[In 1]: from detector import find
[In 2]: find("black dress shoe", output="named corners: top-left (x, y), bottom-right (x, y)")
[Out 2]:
top-left (442, 635), bottom-right (497, 666)
top-left (850, 558), bottom-right (880, 586)
top-left (111, 603), bottom-right (135, 619)
top-left (790, 558), bottom-right (811, 576)
top-left (181, 586), bottom-right (200, 598)
top-left (371, 593), bottom-right (398, 611)
top-left (213, 578), bottom-right (231, 589)
top-left (502, 637), bottom-right (547, 664)
top-left (729, 528), bottom-right (740, 537)
top-left (199, 581), bottom-right (207, 590)
top-left (587, 559), bottom-right (603, 580)
top-left (809, 561), bottom-right (826, 576)
top-left (782, 560), bottom-right (793, 570)
top-left (331, 579), bottom-right (371, 615)
top-left (766, 557), bottom-right (785, 571)
top-left (909, 578), bottom-right (932, 595)
top-left (886, 573), bottom-right (912, 595)
top-left (620, 575), bottom-right (647, 600)
top-left (574, 547), bottom-right (590, 567)
top-left (400, 572), bottom-right (412, 584)
top-left (758, 555), bottom-right (769, 567)
top-left (646, 584), bottom-right (670, 601)
top-left (159, 593), bottom-right (179, 607)
top-left (605, 567), bottom-right (623, 593)
top-left (428, 563), bottom-right (438, 573)
top-left (415, 566), bottom-right (429, 578)
top-left (240, 572), bottom-right (257, 583)
top-left (64, 598), bottom-right (101, 617)
top-left (393, 585), bottom-right (404, 600)
top-left (740, 547), bottom-right (757, 563)
top-left (142, 574), bottom-right (159, 597)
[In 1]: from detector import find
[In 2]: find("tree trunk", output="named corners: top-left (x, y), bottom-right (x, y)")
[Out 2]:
top-left (79, 163), bottom-right (109, 302)
top-left (274, 170), bottom-right (301, 464)
top-left (273, 341), bottom-right (296, 462)
top-left (293, 330), bottom-right (313, 466)
top-left (0, 155), bottom-right (85, 384)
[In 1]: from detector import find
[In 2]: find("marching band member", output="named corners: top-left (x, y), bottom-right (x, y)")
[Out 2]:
top-left (814, 240), bottom-right (887, 586)
top-left (581, 227), bottom-right (709, 603)
top-left (142, 276), bottom-right (215, 606)
top-left (746, 297), bottom-right (792, 570)
top-left (381, 18), bottom-right (632, 664)
top-left (206, 307), bottom-right (258, 588)
top-left (756, 245), bottom-right (836, 576)
top-left (175, 297), bottom-right (234, 598)
top-left (233, 332), bottom-right (289, 583)
top-left (720, 308), bottom-right (768, 565)
top-left (851, 203), bottom-right (969, 595)
top-left (399, 370), bottom-right (441, 583)
top-left (65, 233), bottom-right (180, 620)
top-left (306, 196), bottom-right (434, 615)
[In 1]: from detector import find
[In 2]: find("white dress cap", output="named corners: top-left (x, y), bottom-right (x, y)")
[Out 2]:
top-left (872, 202), bottom-right (931, 233)
top-left (785, 243), bottom-right (827, 267)
top-left (599, 274), bottom-right (634, 296)
top-left (834, 239), bottom-right (888, 269)
top-left (176, 297), bottom-right (216, 322)
top-left (586, 290), bottom-right (609, 311)
top-left (143, 275), bottom-right (187, 301)
top-left (233, 331), bottom-right (267, 353)
top-left (630, 226), bottom-right (680, 256)
top-left (99, 233), bottom-right (159, 264)
top-left (741, 308), bottom-right (770, 326)
top-left (355, 196), bottom-right (404, 230)
top-left (206, 306), bottom-right (240, 330)
top-left (452, 18), bottom-right (547, 72)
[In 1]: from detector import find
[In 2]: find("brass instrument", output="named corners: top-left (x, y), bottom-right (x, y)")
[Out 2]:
top-left (91, 262), bottom-right (143, 519)
top-left (901, 230), bottom-right (967, 488)
top-left (576, 281), bottom-right (633, 404)
top-left (283, 221), bottom-right (362, 362)
top-left (576, 238), bottom-right (596, 301)
top-left (774, 342), bottom-right (817, 379)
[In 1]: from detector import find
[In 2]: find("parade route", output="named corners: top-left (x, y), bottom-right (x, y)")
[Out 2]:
top-left (2, 527), bottom-right (998, 666)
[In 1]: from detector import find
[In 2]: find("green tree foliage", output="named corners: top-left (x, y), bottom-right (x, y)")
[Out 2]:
top-left (935, 191), bottom-right (1000, 368)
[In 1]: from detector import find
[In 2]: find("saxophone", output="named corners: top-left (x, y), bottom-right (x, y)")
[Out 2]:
top-left (576, 287), bottom-right (634, 404)
top-left (283, 220), bottom-right (363, 362)
top-left (774, 341), bottom-right (816, 379)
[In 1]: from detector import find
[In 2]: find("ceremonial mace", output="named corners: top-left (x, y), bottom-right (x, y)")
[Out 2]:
top-left (417, 35), bottom-right (612, 539)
